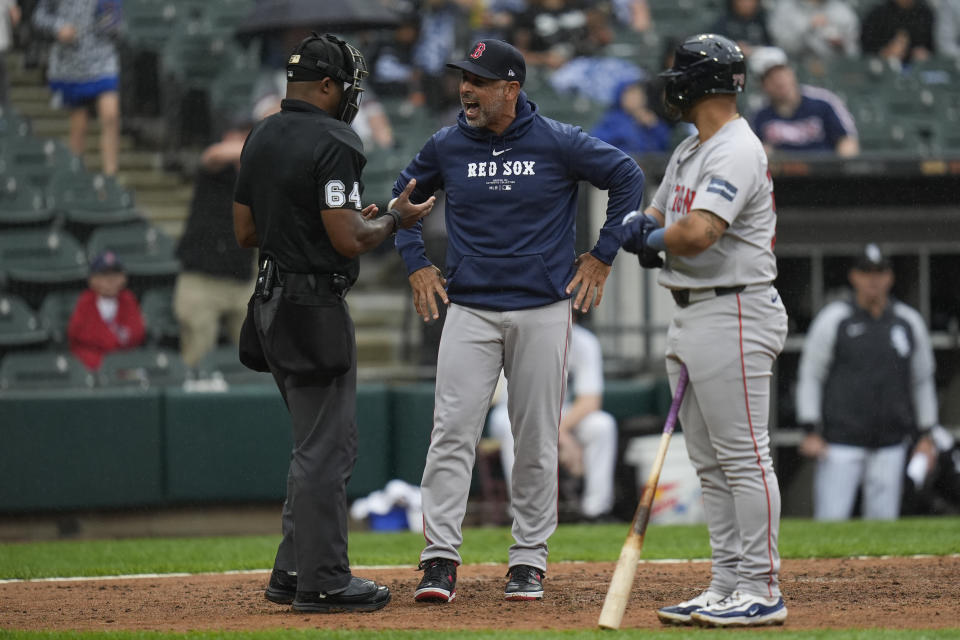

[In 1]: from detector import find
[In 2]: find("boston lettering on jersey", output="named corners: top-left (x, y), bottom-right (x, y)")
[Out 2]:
top-left (467, 160), bottom-right (537, 178)
top-left (670, 184), bottom-right (696, 215)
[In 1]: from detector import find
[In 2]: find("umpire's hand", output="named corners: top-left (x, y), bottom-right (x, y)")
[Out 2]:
top-left (566, 253), bottom-right (611, 312)
top-left (409, 265), bottom-right (448, 322)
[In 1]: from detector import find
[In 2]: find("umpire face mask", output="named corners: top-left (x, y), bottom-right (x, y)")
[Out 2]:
top-left (287, 33), bottom-right (368, 125)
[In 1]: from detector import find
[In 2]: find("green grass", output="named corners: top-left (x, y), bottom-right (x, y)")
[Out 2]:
top-left (1, 630), bottom-right (959, 640)
top-left (1, 517), bottom-right (957, 581)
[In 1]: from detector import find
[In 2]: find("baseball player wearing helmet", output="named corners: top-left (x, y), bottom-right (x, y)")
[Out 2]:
top-left (620, 34), bottom-right (788, 627)
top-left (393, 38), bottom-right (645, 604)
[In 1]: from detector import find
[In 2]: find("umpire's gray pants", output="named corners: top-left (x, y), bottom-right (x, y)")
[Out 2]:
top-left (256, 288), bottom-right (357, 594)
top-left (420, 300), bottom-right (571, 571)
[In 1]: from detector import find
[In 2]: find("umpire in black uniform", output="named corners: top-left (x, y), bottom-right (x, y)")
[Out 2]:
top-left (232, 32), bottom-right (435, 613)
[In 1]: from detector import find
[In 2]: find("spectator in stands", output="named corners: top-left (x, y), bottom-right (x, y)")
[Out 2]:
top-left (936, 0), bottom-right (960, 59)
top-left (251, 65), bottom-right (395, 152)
top-left (708, 0), bottom-right (773, 57)
top-left (610, 0), bottom-right (652, 33)
top-left (173, 115), bottom-right (258, 371)
top-left (367, 11), bottom-right (425, 106)
top-left (861, 0), bottom-right (935, 67)
top-left (511, 0), bottom-right (602, 69)
top-left (69, 250), bottom-right (145, 371)
top-left (795, 244), bottom-right (939, 520)
top-left (749, 46), bottom-right (859, 157)
top-left (474, 0), bottom-right (525, 40)
top-left (414, 0), bottom-right (469, 113)
top-left (768, 0), bottom-right (860, 65)
top-left (0, 0), bottom-right (21, 105)
top-left (32, 0), bottom-right (123, 175)
top-left (350, 87), bottom-right (396, 151)
top-left (591, 79), bottom-right (670, 155)
top-left (487, 317), bottom-right (618, 522)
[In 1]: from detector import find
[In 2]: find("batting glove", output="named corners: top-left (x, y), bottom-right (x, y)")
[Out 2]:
top-left (619, 213), bottom-right (664, 268)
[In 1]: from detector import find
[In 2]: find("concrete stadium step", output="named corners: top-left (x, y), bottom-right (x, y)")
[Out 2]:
top-left (348, 291), bottom-right (407, 328)
top-left (8, 66), bottom-right (44, 87)
top-left (8, 84), bottom-right (51, 103)
top-left (135, 185), bottom-right (195, 206)
top-left (114, 168), bottom-right (187, 191)
top-left (355, 328), bottom-right (403, 365)
top-left (87, 149), bottom-right (164, 172)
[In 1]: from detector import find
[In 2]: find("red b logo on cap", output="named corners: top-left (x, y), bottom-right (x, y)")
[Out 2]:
top-left (470, 42), bottom-right (485, 59)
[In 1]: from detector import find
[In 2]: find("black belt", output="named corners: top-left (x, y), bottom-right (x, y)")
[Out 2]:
top-left (671, 285), bottom-right (746, 308)
top-left (256, 257), bottom-right (351, 300)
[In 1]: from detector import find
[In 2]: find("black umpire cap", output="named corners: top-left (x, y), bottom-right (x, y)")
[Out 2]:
top-left (447, 39), bottom-right (525, 86)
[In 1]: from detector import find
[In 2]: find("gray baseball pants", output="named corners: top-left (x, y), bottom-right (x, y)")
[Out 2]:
top-left (665, 284), bottom-right (788, 599)
top-left (420, 300), bottom-right (571, 571)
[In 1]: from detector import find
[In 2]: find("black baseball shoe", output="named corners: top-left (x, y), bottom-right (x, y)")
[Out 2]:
top-left (414, 558), bottom-right (457, 603)
top-left (265, 568), bottom-right (297, 604)
top-left (292, 576), bottom-right (391, 613)
top-left (504, 564), bottom-right (544, 601)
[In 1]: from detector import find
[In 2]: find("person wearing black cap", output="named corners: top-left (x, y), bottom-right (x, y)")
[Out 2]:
top-left (796, 243), bottom-right (939, 521)
top-left (393, 38), bottom-right (645, 603)
top-left (232, 32), bottom-right (435, 614)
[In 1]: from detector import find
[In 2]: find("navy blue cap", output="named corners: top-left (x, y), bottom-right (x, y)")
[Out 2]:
top-left (447, 39), bottom-right (525, 86)
top-left (90, 250), bottom-right (124, 274)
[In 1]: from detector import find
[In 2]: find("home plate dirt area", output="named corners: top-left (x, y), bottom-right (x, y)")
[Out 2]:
top-left (2, 557), bottom-right (958, 632)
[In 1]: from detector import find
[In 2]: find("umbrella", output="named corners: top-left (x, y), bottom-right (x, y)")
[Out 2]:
top-left (236, 0), bottom-right (402, 36)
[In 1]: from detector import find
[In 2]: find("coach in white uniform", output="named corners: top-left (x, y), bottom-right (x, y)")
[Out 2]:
top-left (620, 34), bottom-right (788, 628)
top-left (796, 244), bottom-right (939, 521)
top-left (488, 320), bottom-right (618, 520)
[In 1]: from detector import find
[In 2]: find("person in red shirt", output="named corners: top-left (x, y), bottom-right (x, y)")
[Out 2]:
top-left (68, 250), bottom-right (145, 370)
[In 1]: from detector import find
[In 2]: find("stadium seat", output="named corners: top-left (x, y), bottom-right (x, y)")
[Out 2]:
top-left (0, 174), bottom-right (54, 228)
top-left (0, 351), bottom-right (95, 392)
top-left (0, 228), bottom-right (88, 304)
top-left (161, 22), bottom-right (255, 92)
top-left (86, 223), bottom-right (180, 279)
top-left (196, 344), bottom-right (272, 385)
top-left (0, 135), bottom-right (82, 190)
top-left (98, 347), bottom-right (187, 388)
top-left (0, 293), bottom-right (49, 350)
top-left (123, 0), bottom-right (182, 52)
top-left (37, 289), bottom-right (84, 344)
top-left (0, 104), bottom-right (31, 138)
top-left (46, 168), bottom-right (140, 228)
top-left (140, 287), bottom-right (180, 346)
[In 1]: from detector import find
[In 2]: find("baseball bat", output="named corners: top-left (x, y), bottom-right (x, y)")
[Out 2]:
top-left (597, 364), bottom-right (689, 630)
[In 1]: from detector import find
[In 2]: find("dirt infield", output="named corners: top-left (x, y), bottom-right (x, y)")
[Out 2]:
top-left (2, 556), bottom-right (958, 632)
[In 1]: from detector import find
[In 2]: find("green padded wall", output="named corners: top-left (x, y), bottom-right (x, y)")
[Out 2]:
top-left (162, 383), bottom-right (393, 502)
top-left (350, 383), bottom-right (392, 498)
top-left (163, 384), bottom-right (291, 502)
top-left (0, 389), bottom-right (163, 511)
top-left (390, 382), bottom-right (436, 485)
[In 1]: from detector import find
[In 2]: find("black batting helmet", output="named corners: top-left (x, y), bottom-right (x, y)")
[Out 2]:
top-left (287, 32), bottom-right (368, 125)
top-left (660, 34), bottom-right (746, 118)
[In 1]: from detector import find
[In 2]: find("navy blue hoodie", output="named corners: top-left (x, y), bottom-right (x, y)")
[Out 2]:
top-left (394, 92), bottom-right (645, 311)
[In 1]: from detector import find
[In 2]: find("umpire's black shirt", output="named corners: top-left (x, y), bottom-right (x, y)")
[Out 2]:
top-left (234, 99), bottom-right (366, 285)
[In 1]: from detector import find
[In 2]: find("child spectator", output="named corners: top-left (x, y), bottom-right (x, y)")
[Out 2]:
top-left (69, 250), bottom-right (145, 370)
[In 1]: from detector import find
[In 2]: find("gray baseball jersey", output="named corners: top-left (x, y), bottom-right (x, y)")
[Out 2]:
top-left (653, 116), bottom-right (789, 600)
top-left (651, 117), bottom-right (777, 290)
